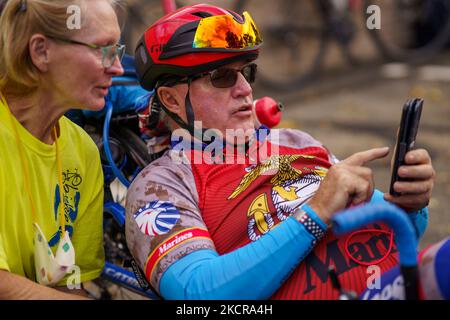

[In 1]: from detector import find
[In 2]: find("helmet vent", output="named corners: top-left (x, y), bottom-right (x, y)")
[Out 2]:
top-left (138, 45), bottom-right (148, 64)
top-left (228, 10), bottom-right (244, 23)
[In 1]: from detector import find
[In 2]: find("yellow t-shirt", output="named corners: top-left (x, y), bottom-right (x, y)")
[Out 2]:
top-left (0, 99), bottom-right (105, 286)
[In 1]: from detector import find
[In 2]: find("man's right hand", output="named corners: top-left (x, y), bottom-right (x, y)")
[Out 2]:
top-left (308, 147), bottom-right (390, 225)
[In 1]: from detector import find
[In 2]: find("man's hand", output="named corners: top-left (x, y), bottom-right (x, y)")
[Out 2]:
top-left (384, 148), bottom-right (435, 212)
top-left (308, 147), bottom-right (390, 225)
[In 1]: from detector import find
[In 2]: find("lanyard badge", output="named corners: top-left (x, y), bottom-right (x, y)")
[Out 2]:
top-left (33, 223), bottom-right (75, 286)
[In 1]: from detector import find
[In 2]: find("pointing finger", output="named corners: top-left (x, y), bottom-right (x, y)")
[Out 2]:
top-left (342, 147), bottom-right (390, 166)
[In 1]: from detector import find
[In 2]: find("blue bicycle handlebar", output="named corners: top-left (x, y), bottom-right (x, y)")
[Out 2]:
top-left (332, 203), bottom-right (418, 267)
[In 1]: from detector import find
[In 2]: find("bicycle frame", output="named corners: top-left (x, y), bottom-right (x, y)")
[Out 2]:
top-left (99, 100), bottom-right (160, 299)
top-left (102, 201), bottom-right (159, 299)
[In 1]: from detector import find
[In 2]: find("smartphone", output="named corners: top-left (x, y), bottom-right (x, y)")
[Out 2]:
top-left (389, 98), bottom-right (423, 196)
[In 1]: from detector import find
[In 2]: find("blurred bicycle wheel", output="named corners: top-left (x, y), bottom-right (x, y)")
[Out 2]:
top-left (233, 0), bottom-right (328, 91)
top-left (364, 0), bottom-right (450, 63)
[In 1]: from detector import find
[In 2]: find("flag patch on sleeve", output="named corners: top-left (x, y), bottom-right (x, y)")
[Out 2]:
top-left (133, 201), bottom-right (180, 236)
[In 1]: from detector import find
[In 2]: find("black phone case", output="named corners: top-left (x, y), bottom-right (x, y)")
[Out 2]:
top-left (389, 98), bottom-right (423, 196)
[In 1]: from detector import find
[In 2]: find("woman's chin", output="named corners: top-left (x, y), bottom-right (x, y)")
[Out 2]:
top-left (81, 100), bottom-right (106, 112)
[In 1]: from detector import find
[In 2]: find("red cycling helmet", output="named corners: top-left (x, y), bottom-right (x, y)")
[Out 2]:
top-left (135, 4), bottom-right (262, 91)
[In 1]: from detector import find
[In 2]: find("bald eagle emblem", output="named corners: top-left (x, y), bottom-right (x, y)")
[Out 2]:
top-left (228, 155), bottom-right (328, 241)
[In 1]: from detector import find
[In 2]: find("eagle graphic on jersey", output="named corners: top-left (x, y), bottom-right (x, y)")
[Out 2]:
top-left (227, 154), bottom-right (328, 241)
top-left (228, 155), bottom-right (314, 199)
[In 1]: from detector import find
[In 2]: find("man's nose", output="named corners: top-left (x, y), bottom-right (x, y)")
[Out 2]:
top-left (232, 72), bottom-right (252, 98)
top-left (107, 56), bottom-right (124, 76)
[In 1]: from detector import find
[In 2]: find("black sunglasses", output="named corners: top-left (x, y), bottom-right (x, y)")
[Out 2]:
top-left (194, 63), bottom-right (257, 88)
top-left (161, 63), bottom-right (258, 89)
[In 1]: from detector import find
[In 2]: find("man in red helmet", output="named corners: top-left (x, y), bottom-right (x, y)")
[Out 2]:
top-left (125, 4), bottom-right (440, 300)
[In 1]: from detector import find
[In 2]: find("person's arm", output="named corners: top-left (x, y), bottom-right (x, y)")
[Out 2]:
top-left (125, 157), bottom-right (327, 299)
top-left (127, 148), bottom-right (388, 299)
top-left (370, 189), bottom-right (428, 239)
top-left (406, 207), bottom-right (428, 239)
top-left (158, 148), bottom-right (390, 300)
top-left (160, 206), bottom-right (326, 300)
top-left (0, 270), bottom-right (88, 300)
top-left (55, 286), bottom-right (89, 298)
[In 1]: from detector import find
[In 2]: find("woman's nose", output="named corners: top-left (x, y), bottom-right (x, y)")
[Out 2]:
top-left (107, 56), bottom-right (124, 76)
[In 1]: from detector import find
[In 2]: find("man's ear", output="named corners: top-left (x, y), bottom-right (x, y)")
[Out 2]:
top-left (157, 86), bottom-right (185, 118)
top-left (29, 34), bottom-right (50, 73)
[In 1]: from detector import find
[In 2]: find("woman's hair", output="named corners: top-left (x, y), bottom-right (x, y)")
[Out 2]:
top-left (0, 1), bottom-right (7, 15)
top-left (0, 0), bottom-right (121, 96)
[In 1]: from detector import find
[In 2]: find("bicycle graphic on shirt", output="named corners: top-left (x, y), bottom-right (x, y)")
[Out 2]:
top-left (62, 169), bottom-right (83, 193)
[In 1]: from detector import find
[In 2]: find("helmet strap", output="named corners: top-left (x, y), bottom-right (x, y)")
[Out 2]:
top-left (184, 79), bottom-right (198, 139)
top-left (157, 78), bottom-right (197, 137)
top-left (159, 79), bottom-right (247, 148)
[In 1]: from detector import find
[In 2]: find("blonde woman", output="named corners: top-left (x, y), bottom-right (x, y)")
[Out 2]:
top-left (0, 0), bottom-right (124, 299)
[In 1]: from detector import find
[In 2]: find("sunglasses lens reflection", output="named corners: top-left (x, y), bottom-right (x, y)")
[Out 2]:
top-left (210, 64), bottom-right (257, 88)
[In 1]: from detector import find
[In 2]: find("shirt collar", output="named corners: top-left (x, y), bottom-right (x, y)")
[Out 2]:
top-left (170, 125), bottom-right (271, 151)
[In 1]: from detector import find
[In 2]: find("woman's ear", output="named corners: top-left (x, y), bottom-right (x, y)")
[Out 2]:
top-left (157, 86), bottom-right (185, 118)
top-left (29, 34), bottom-right (50, 73)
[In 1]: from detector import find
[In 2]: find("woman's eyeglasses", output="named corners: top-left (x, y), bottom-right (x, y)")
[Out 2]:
top-left (46, 35), bottom-right (125, 68)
